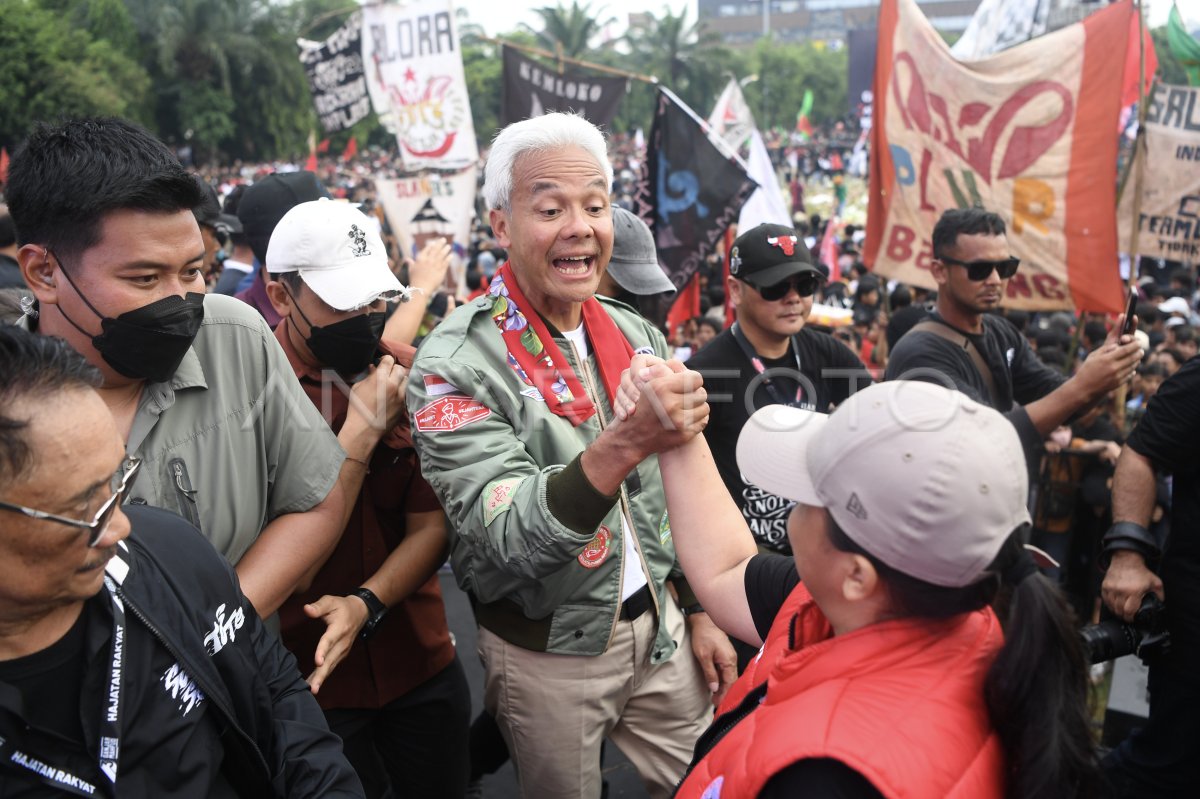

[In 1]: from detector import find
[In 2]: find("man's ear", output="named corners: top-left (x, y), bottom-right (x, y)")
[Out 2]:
top-left (264, 279), bottom-right (293, 318)
top-left (727, 275), bottom-right (744, 308)
top-left (930, 259), bottom-right (950, 288)
top-left (19, 245), bottom-right (60, 305)
top-left (490, 208), bottom-right (512, 249)
top-left (842, 553), bottom-right (881, 603)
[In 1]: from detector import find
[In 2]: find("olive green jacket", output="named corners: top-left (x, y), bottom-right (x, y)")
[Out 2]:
top-left (407, 294), bottom-right (694, 663)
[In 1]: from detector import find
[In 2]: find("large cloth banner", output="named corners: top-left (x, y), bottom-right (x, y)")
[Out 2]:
top-left (374, 167), bottom-right (478, 290)
top-left (500, 46), bottom-right (626, 129)
top-left (865, 0), bottom-right (1134, 313)
top-left (634, 88), bottom-right (755, 323)
top-left (362, 0), bottom-right (478, 171)
top-left (299, 12), bottom-right (370, 133)
top-left (1118, 83), bottom-right (1200, 261)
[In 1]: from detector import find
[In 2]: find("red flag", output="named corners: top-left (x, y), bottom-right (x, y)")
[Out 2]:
top-left (0, 147), bottom-right (8, 185)
top-left (1120, 10), bottom-right (1158, 109)
top-left (341, 137), bottom-right (358, 162)
top-left (666, 275), bottom-right (701, 346)
top-left (304, 151), bottom-right (318, 172)
top-left (819, 217), bottom-right (843, 282)
top-left (316, 138), bottom-right (331, 154)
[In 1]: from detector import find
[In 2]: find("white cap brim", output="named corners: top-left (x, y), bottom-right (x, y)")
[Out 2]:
top-left (736, 404), bottom-right (829, 508)
top-left (299, 262), bottom-right (405, 312)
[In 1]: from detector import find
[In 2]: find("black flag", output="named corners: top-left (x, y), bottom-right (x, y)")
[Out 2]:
top-left (299, 12), bottom-right (371, 133)
top-left (634, 88), bottom-right (755, 321)
top-left (500, 46), bottom-right (626, 128)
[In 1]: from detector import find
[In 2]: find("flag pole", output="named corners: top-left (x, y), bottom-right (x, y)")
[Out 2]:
top-left (1115, 0), bottom-right (1152, 431)
top-left (478, 36), bottom-right (658, 84)
top-left (1126, 0), bottom-right (1152, 293)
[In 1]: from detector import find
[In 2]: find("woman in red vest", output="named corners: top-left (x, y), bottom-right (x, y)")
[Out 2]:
top-left (622, 375), bottom-right (1099, 799)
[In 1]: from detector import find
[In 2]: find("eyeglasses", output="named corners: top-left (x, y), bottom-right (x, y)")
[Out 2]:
top-left (937, 255), bottom-right (1021, 281)
top-left (751, 275), bottom-right (822, 301)
top-left (0, 457), bottom-right (141, 547)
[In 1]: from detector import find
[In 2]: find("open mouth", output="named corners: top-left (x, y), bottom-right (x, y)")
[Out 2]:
top-left (552, 255), bottom-right (595, 276)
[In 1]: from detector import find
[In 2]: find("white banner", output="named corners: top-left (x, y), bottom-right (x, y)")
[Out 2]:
top-left (1118, 83), bottom-right (1200, 262)
top-left (708, 78), bottom-right (756, 151)
top-left (362, 0), bottom-right (478, 171)
top-left (738, 130), bottom-right (791, 233)
top-left (375, 167), bottom-right (478, 292)
top-left (951, 0), bottom-right (1050, 61)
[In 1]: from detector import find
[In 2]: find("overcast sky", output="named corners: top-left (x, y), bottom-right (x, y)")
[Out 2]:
top-left (457, 0), bottom-right (1193, 40)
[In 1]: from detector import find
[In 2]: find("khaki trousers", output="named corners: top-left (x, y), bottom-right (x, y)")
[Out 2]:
top-left (477, 595), bottom-right (713, 799)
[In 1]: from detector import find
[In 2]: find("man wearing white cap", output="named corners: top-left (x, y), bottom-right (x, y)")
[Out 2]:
top-left (265, 200), bottom-right (470, 797)
top-left (615, 368), bottom-right (1100, 798)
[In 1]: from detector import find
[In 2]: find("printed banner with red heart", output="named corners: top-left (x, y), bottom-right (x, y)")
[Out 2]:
top-left (866, 0), bottom-right (1137, 312)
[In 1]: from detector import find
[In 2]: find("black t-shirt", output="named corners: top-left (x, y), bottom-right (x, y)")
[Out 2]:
top-left (0, 592), bottom-right (237, 797)
top-left (687, 327), bottom-right (870, 553)
top-left (717, 555), bottom-right (884, 799)
top-left (1127, 355), bottom-right (1200, 607)
top-left (884, 311), bottom-right (1064, 413)
top-left (0, 604), bottom-right (89, 747)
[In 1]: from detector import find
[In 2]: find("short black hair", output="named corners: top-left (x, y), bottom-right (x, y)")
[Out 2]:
top-left (0, 207), bottom-right (16, 249)
top-left (1083, 320), bottom-right (1107, 348)
top-left (1170, 325), bottom-right (1195, 344)
top-left (0, 325), bottom-right (102, 489)
top-left (931, 208), bottom-right (1007, 258)
top-left (5, 117), bottom-right (205, 261)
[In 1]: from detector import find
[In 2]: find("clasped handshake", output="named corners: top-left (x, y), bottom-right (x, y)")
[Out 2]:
top-left (610, 354), bottom-right (710, 452)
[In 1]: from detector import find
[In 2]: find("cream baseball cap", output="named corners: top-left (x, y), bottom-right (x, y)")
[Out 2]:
top-left (266, 199), bottom-right (405, 311)
top-left (736, 380), bottom-right (1031, 588)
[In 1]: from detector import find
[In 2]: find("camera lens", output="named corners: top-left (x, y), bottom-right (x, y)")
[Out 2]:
top-left (1080, 621), bottom-right (1140, 664)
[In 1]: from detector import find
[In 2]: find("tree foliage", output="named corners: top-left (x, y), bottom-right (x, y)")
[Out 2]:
top-left (0, 0), bottom-right (150, 147)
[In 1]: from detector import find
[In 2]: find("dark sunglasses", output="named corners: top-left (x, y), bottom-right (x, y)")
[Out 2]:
top-left (937, 255), bottom-right (1021, 281)
top-left (0, 457), bottom-right (141, 547)
top-left (751, 274), bottom-right (822, 301)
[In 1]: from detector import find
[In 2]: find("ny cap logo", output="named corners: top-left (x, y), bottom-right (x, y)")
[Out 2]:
top-left (846, 493), bottom-right (868, 520)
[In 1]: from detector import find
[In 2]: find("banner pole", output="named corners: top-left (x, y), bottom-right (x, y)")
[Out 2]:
top-left (1115, 0), bottom-right (1152, 432)
top-left (1126, 0), bottom-right (1151, 292)
top-left (478, 35), bottom-right (659, 84)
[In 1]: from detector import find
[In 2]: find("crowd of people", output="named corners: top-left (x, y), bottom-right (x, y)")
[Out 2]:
top-left (0, 108), bottom-right (1197, 799)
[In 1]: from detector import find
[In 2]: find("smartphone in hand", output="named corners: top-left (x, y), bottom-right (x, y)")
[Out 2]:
top-left (1121, 289), bottom-right (1138, 336)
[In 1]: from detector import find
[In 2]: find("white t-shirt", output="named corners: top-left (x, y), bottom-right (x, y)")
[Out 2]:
top-left (562, 323), bottom-right (649, 601)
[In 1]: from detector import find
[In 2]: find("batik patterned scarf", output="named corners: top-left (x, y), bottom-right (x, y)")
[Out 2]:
top-left (489, 262), bottom-right (635, 426)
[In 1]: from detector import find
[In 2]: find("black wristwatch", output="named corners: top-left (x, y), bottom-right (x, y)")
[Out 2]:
top-left (680, 603), bottom-right (706, 617)
top-left (350, 587), bottom-right (388, 640)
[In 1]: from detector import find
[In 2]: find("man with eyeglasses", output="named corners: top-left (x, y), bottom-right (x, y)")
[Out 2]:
top-left (687, 223), bottom-right (871, 560)
top-left (886, 208), bottom-right (1143, 458)
top-left (0, 325), bottom-right (363, 796)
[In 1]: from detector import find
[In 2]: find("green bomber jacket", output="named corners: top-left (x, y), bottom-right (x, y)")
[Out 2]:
top-left (406, 293), bottom-right (697, 663)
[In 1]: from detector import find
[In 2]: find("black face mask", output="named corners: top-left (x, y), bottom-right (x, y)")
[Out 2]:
top-left (53, 252), bottom-right (205, 383)
top-left (288, 288), bottom-right (386, 376)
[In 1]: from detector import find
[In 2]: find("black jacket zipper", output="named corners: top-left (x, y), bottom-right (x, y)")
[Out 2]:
top-left (116, 587), bottom-right (271, 784)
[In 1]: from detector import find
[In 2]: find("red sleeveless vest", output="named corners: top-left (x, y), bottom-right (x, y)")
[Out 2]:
top-left (675, 583), bottom-right (1007, 799)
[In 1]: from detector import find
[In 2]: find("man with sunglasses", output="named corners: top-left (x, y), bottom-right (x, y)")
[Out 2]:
top-left (0, 326), bottom-right (363, 796)
top-left (886, 208), bottom-right (1143, 458)
top-left (687, 223), bottom-right (871, 560)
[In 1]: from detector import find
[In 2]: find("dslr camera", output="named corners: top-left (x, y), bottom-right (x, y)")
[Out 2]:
top-left (1081, 593), bottom-right (1170, 664)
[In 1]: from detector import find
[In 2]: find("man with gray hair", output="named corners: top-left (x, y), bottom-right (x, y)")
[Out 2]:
top-left (406, 113), bottom-right (720, 798)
